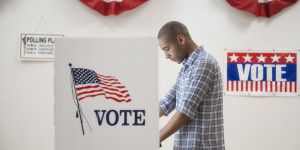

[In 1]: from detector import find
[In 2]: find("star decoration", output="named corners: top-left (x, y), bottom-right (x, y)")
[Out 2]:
top-left (243, 54), bottom-right (253, 63)
top-left (256, 54), bottom-right (266, 62)
top-left (285, 54), bottom-right (295, 63)
top-left (229, 54), bottom-right (239, 62)
top-left (270, 54), bottom-right (281, 63)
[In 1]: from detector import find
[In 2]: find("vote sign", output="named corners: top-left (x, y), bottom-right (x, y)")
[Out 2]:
top-left (54, 37), bottom-right (158, 150)
top-left (224, 49), bottom-right (300, 97)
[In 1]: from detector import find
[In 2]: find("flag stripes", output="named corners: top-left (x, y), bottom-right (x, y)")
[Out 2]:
top-left (227, 81), bottom-right (297, 93)
top-left (72, 68), bottom-right (131, 103)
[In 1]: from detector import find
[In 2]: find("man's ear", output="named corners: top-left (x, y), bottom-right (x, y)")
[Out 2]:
top-left (176, 34), bottom-right (186, 46)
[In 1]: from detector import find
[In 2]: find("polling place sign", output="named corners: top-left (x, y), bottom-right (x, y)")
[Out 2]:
top-left (20, 33), bottom-right (63, 60)
top-left (224, 49), bottom-right (300, 97)
top-left (54, 37), bottom-right (158, 150)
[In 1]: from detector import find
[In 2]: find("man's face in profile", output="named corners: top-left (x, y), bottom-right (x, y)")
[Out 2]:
top-left (158, 36), bottom-right (185, 64)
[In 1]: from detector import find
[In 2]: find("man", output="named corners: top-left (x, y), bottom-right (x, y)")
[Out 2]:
top-left (158, 21), bottom-right (225, 150)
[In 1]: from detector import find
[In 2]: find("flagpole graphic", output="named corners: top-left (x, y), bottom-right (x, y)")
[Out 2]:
top-left (69, 63), bottom-right (85, 135)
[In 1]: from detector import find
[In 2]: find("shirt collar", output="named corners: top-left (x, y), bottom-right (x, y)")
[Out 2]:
top-left (182, 45), bottom-right (204, 67)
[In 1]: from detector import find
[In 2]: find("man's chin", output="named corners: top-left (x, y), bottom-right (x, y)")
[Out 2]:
top-left (170, 59), bottom-right (183, 64)
top-left (177, 60), bottom-right (183, 64)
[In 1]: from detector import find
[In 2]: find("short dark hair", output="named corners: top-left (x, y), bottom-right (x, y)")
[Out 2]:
top-left (157, 21), bottom-right (191, 43)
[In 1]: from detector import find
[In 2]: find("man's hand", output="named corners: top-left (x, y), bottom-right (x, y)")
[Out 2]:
top-left (159, 111), bottom-right (190, 142)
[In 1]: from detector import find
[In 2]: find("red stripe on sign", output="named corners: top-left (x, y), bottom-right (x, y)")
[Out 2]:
top-left (227, 81), bottom-right (229, 91)
top-left (290, 82), bottom-right (292, 93)
top-left (241, 81), bottom-right (243, 91)
top-left (246, 81), bottom-right (248, 91)
top-left (280, 82), bottom-right (282, 92)
top-left (260, 81), bottom-right (263, 92)
top-left (236, 81), bottom-right (238, 91)
top-left (255, 81), bottom-right (258, 92)
top-left (270, 82), bottom-right (272, 92)
top-left (251, 81), bottom-right (253, 91)
top-left (295, 82), bottom-right (297, 93)
top-left (285, 82), bottom-right (287, 92)
top-left (275, 82), bottom-right (277, 92)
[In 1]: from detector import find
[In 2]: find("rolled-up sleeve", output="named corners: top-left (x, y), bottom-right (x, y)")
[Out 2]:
top-left (159, 84), bottom-right (177, 116)
top-left (176, 62), bottom-right (214, 119)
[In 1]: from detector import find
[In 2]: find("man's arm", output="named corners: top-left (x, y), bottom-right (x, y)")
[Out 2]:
top-left (159, 111), bottom-right (189, 142)
top-left (159, 83), bottom-right (177, 117)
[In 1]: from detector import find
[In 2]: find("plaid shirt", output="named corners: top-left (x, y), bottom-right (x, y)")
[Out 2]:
top-left (160, 46), bottom-right (225, 150)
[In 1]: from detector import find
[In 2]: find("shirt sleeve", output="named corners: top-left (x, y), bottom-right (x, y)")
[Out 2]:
top-left (159, 83), bottom-right (177, 116)
top-left (176, 62), bottom-right (214, 119)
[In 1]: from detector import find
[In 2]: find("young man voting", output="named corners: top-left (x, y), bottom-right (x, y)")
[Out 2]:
top-left (158, 21), bottom-right (225, 150)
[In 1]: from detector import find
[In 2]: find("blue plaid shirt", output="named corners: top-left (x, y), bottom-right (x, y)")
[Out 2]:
top-left (160, 46), bottom-right (225, 150)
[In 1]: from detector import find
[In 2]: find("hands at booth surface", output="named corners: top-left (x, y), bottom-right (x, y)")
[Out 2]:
top-left (159, 107), bottom-right (190, 143)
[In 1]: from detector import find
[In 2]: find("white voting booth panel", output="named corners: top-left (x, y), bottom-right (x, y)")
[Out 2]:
top-left (54, 37), bottom-right (158, 150)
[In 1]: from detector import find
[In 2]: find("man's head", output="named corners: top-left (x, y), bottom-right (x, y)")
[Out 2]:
top-left (157, 21), bottom-right (193, 64)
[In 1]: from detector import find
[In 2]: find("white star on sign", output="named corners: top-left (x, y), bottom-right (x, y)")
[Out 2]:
top-left (229, 54), bottom-right (239, 62)
top-left (257, 54), bottom-right (266, 62)
top-left (243, 54), bottom-right (253, 62)
top-left (285, 54), bottom-right (295, 63)
top-left (270, 54), bottom-right (281, 63)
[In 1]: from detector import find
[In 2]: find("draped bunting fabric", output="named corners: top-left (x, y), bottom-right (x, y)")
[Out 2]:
top-left (80, 0), bottom-right (148, 16)
top-left (226, 0), bottom-right (297, 17)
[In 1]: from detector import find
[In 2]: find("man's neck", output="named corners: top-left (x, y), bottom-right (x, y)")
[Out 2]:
top-left (186, 41), bottom-right (199, 58)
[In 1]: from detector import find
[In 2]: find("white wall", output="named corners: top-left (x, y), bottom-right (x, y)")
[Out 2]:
top-left (1, 0), bottom-right (300, 150)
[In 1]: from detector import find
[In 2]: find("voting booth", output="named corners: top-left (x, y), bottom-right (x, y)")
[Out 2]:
top-left (54, 37), bottom-right (158, 150)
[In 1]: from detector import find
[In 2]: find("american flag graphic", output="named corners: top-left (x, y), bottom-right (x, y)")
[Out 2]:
top-left (72, 68), bottom-right (131, 102)
top-left (226, 52), bottom-right (298, 95)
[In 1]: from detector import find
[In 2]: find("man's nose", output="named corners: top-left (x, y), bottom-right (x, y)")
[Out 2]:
top-left (165, 53), bottom-right (170, 59)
